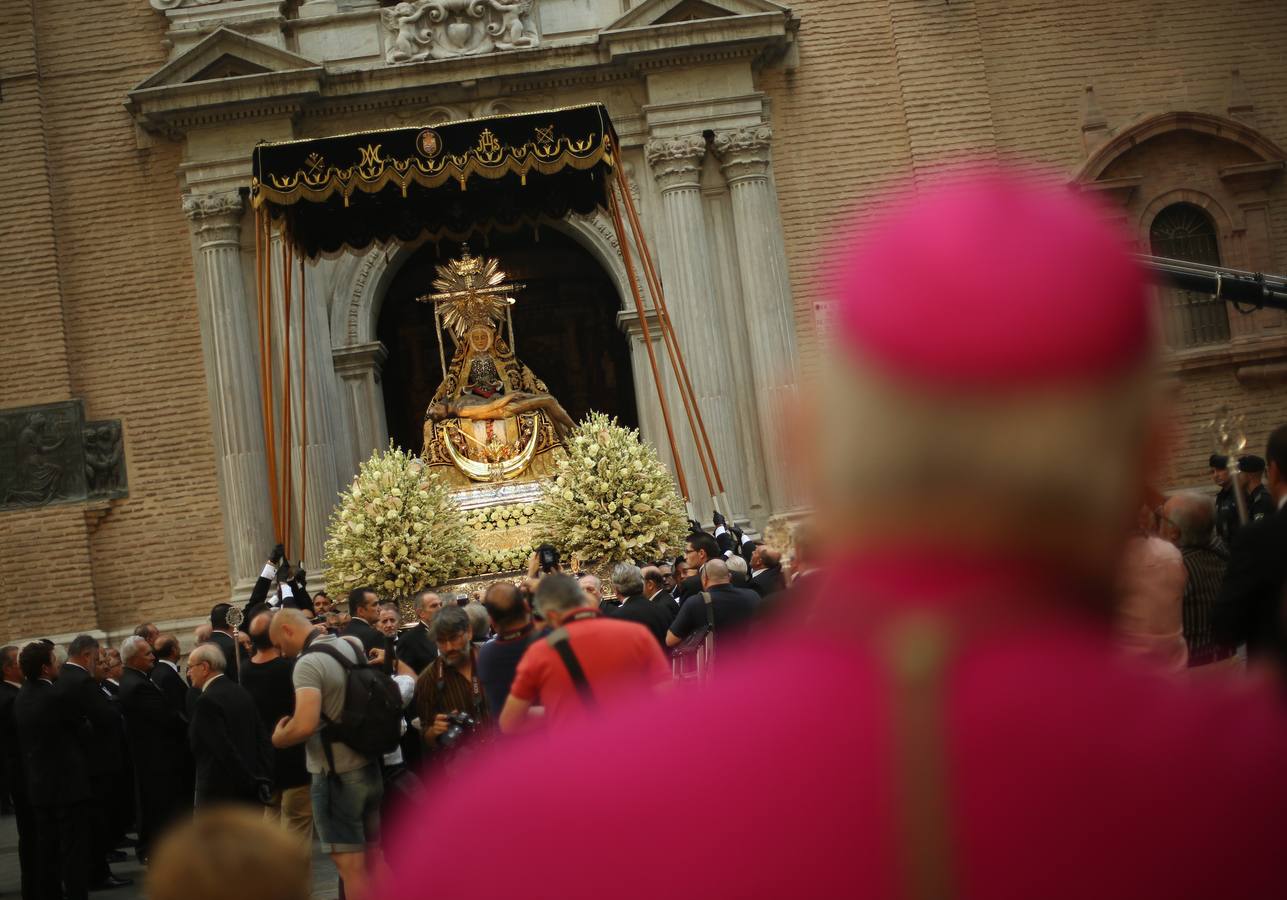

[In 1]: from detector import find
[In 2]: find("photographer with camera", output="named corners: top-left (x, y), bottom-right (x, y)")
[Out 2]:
top-left (412, 606), bottom-right (490, 760)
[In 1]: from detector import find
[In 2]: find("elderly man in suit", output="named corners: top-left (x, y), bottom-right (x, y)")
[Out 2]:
top-left (398, 591), bottom-right (442, 675)
top-left (150, 633), bottom-right (188, 714)
top-left (119, 635), bottom-right (192, 864)
top-left (187, 643), bottom-right (273, 808)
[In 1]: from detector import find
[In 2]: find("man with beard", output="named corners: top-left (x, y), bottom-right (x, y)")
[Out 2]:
top-left (412, 606), bottom-right (488, 755)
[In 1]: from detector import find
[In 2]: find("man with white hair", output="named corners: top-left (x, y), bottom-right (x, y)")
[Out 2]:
top-left (187, 643), bottom-right (272, 808)
top-left (605, 563), bottom-right (673, 647)
top-left (1157, 492), bottom-right (1231, 670)
top-left (383, 170), bottom-right (1287, 899)
top-left (118, 635), bottom-right (190, 862)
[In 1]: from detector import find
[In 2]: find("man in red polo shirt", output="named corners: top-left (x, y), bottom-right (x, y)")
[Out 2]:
top-left (498, 574), bottom-right (668, 733)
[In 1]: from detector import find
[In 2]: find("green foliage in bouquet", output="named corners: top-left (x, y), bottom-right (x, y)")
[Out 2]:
top-left (323, 443), bottom-right (472, 598)
top-left (533, 412), bottom-right (688, 566)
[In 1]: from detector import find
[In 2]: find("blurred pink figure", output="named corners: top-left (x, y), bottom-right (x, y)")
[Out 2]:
top-left (381, 170), bottom-right (1287, 899)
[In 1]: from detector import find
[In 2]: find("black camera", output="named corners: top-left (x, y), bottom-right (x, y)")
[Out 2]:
top-left (439, 711), bottom-right (478, 749)
top-left (537, 543), bottom-right (560, 573)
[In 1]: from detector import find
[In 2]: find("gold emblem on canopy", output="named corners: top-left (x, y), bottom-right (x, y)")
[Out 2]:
top-left (419, 247), bottom-right (573, 486)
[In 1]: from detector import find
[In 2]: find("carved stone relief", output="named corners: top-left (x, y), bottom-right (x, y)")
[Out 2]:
top-left (381, 0), bottom-right (540, 63)
top-left (84, 421), bottom-right (129, 501)
top-left (0, 402), bottom-right (128, 512)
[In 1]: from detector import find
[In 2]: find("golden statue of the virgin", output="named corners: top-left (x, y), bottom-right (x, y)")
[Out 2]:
top-left (418, 247), bottom-right (573, 487)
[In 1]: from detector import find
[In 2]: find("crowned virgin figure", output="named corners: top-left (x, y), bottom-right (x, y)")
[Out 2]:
top-left (419, 247), bottom-right (574, 487)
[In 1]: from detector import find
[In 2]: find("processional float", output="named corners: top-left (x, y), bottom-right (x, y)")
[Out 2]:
top-left (249, 104), bottom-right (727, 560)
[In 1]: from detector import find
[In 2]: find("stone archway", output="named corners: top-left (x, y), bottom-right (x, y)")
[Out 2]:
top-left (329, 212), bottom-right (659, 470)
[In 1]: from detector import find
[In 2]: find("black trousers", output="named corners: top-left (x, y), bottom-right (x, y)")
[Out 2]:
top-left (12, 786), bottom-right (38, 900)
top-left (136, 771), bottom-right (191, 861)
top-left (34, 800), bottom-right (90, 900)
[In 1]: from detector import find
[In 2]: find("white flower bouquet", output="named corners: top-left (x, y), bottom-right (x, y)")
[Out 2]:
top-left (322, 443), bottom-right (472, 598)
top-left (533, 412), bottom-right (688, 566)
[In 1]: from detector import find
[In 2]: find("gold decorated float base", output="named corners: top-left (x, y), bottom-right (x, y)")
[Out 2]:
top-left (452, 480), bottom-right (546, 578)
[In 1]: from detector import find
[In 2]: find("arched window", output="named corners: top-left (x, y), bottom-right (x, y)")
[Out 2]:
top-left (1149, 203), bottom-right (1231, 347)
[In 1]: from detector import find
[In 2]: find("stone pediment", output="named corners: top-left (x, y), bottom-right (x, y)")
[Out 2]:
top-left (132, 27), bottom-right (319, 91)
top-left (605, 0), bottom-right (792, 31)
top-left (128, 28), bottom-right (323, 134)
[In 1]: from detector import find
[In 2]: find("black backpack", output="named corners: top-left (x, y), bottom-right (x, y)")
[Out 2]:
top-left (302, 638), bottom-right (403, 760)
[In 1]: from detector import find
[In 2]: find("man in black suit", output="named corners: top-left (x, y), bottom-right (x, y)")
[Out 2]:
top-left (54, 635), bottom-right (130, 891)
top-left (641, 566), bottom-right (680, 620)
top-left (187, 643), bottom-right (273, 808)
top-left (343, 586), bottom-right (391, 672)
top-left (150, 633), bottom-right (189, 715)
top-left (676, 531), bottom-right (722, 603)
top-left (606, 563), bottom-right (674, 648)
top-left (1213, 424), bottom-right (1287, 674)
top-left (118, 635), bottom-right (192, 864)
top-left (0, 644), bottom-right (38, 899)
top-left (748, 546), bottom-right (787, 598)
top-left (666, 559), bottom-right (762, 649)
top-left (15, 640), bottom-right (94, 900)
top-left (209, 603), bottom-right (246, 682)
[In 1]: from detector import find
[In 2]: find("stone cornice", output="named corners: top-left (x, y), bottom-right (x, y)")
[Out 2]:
top-left (332, 341), bottom-right (389, 377)
top-left (128, 11), bottom-right (793, 137)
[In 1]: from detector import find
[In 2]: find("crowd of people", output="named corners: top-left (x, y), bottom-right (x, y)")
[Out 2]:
top-left (4, 173), bottom-right (1287, 899)
top-left (0, 520), bottom-right (797, 900)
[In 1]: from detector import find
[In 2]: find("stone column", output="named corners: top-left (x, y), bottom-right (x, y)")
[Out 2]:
top-left (616, 308), bottom-right (677, 473)
top-left (645, 134), bottom-right (749, 525)
top-left (183, 192), bottom-right (274, 593)
top-left (714, 125), bottom-right (801, 513)
top-left (293, 258), bottom-right (345, 569)
top-left (332, 342), bottom-right (389, 472)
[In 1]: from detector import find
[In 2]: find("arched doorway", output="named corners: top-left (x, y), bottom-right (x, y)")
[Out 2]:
top-left (377, 228), bottom-right (639, 453)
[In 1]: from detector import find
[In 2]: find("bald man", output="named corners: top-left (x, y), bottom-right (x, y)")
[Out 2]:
top-left (1158, 492), bottom-right (1231, 668)
top-left (665, 559), bottom-right (762, 648)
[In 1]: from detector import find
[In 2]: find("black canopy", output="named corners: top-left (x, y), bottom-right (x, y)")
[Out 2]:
top-left (250, 103), bottom-right (617, 257)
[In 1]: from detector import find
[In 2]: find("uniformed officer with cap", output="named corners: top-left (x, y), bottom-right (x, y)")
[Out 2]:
top-left (1211, 454), bottom-right (1238, 544)
top-left (1238, 455), bottom-right (1275, 523)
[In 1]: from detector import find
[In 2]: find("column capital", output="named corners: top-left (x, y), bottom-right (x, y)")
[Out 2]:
top-left (183, 191), bottom-right (244, 241)
top-left (645, 134), bottom-right (707, 192)
top-left (713, 125), bottom-right (773, 183)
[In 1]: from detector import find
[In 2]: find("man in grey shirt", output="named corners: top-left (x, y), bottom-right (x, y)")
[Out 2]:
top-left (270, 608), bottom-right (384, 900)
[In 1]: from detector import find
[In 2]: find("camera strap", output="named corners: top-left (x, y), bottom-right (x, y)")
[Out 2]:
top-left (545, 627), bottom-right (596, 709)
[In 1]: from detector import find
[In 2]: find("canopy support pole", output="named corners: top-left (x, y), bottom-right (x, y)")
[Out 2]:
top-left (613, 163), bottom-right (727, 508)
top-left (605, 179), bottom-right (690, 502)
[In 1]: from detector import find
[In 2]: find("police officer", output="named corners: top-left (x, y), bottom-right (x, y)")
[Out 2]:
top-left (1238, 455), bottom-right (1275, 524)
top-left (1211, 454), bottom-right (1238, 545)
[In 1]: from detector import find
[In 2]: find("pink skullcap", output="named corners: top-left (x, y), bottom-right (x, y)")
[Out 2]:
top-left (835, 168), bottom-right (1151, 387)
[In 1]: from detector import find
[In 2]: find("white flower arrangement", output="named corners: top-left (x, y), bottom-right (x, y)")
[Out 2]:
top-left (323, 443), bottom-right (472, 598)
top-left (533, 412), bottom-right (688, 566)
